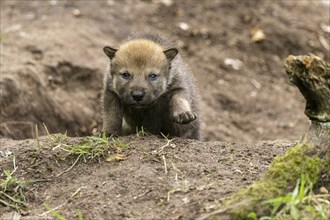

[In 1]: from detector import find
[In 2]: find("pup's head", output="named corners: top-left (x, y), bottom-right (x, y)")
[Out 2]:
top-left (104, 39), bottom-right (178, 107)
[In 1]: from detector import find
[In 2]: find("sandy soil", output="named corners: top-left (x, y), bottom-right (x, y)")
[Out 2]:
top-left (0, 0), bottom-right (329, 219)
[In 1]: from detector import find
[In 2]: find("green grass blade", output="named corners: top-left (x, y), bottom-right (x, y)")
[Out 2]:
top-left (291, 178), bottom-right (300, 200)
top-left (44, 204), bottom-right (67, 220)
top-left (77, 209), bottom-right (83, 220)
top-left (290, 204), bottom-right (299, 220)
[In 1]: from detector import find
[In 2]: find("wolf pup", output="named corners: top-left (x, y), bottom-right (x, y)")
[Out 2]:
top-left (102, 33), bottom-right (201, 140)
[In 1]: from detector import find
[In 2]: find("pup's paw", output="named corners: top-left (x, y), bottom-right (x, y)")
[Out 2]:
top-left (172, 111), bottom-right (197, 124)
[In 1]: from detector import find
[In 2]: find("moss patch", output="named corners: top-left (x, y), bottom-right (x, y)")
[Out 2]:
top-left (224, 144), bottom-right (326, 219)
top-left (265, 143), bottom-right (322, 186)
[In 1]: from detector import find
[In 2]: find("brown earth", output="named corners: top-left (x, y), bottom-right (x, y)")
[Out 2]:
top-left (0, 0), bottom-right (329, 219)
top-left (0, 135), bottom-right (294, 220)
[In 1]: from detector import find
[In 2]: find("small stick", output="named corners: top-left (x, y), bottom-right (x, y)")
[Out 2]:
top-left (170, 159), bottom-right (181, 173)
top-left (42, 122), bottom-right (50, 136)
top-left (40, 186), bottom-right (86, 216)
top-left (35, 124), bottom-right (40, 150)
top-left (69, 186), bottom-right (86, 199)
top-left (40, 202), bottom-right (66, 216)
top-left (56, 155), bottom-right (82, 177)
top-left (42, 122), bottom-right (52, 143)
top-left (68, 187), bottom-right (85, 204)
top-left (158, 138), bottom-right (172, 153)
top-left (133, 189), bottom-right (151, 200)
top-left (12, 156), bottom-right (17, 172)
top-left (162, 155), bottom-right (168, 175)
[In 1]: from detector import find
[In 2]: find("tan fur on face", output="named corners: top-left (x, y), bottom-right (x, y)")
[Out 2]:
top-left (114, 40), bottom-right (167, 73)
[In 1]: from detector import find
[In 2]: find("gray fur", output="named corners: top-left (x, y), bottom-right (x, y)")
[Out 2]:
top-left (102, 33), bottom-right (201, 140)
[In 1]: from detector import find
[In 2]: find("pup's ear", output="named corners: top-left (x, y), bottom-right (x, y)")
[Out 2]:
top-left (103, 46), bottom-right (117, 60)
top-left (164, 48), bottom-right (178, 61)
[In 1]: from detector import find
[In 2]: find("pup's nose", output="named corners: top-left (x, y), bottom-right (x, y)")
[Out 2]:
top-left (131, 90), bottom-right (144, 102)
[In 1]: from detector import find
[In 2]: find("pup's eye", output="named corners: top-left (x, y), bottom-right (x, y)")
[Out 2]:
top-left (120, 72), bottom-right (130, 79)
top-left (148, 73), bottom-right (158, 81)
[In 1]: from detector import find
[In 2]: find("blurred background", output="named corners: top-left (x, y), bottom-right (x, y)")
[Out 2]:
top-left (1, 0), bottom-right (329, 142)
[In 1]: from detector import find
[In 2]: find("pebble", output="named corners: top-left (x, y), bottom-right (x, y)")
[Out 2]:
top-left (319, 186), bottom-right (328, 194)
top-left (72, 9), bottom-right (81, 17)
top-left (224, 58), bottom-right (243, 70)
top-left (177, 22), bottom-right (190, 31)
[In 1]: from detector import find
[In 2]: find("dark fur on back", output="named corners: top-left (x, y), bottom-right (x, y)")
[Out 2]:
top-left (127, 32), bottom-right (174, 48)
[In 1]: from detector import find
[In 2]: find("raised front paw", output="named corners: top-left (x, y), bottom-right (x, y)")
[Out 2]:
top-left (172, 111), bottom-right (197, 124)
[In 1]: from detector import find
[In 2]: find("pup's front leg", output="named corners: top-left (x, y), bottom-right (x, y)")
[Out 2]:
top-left (102, 90), bottom-right (123, 136)
top-left (169, 91), bottom-right (197, 124)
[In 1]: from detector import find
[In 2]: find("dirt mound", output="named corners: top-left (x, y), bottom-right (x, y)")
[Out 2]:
top-left (1, 60), bottom-right (101, 139)
top-left (1, 11), bottom-right (108, 139)
top-left (0, 135), bottom-right (293, 219)
top-left (1, 0), bottom-right (329, 142)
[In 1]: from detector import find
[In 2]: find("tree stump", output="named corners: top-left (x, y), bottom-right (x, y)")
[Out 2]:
top-left (286, 54), bottom-right (330, 154)
top-left (199, 54), bottom-right (330, 219)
